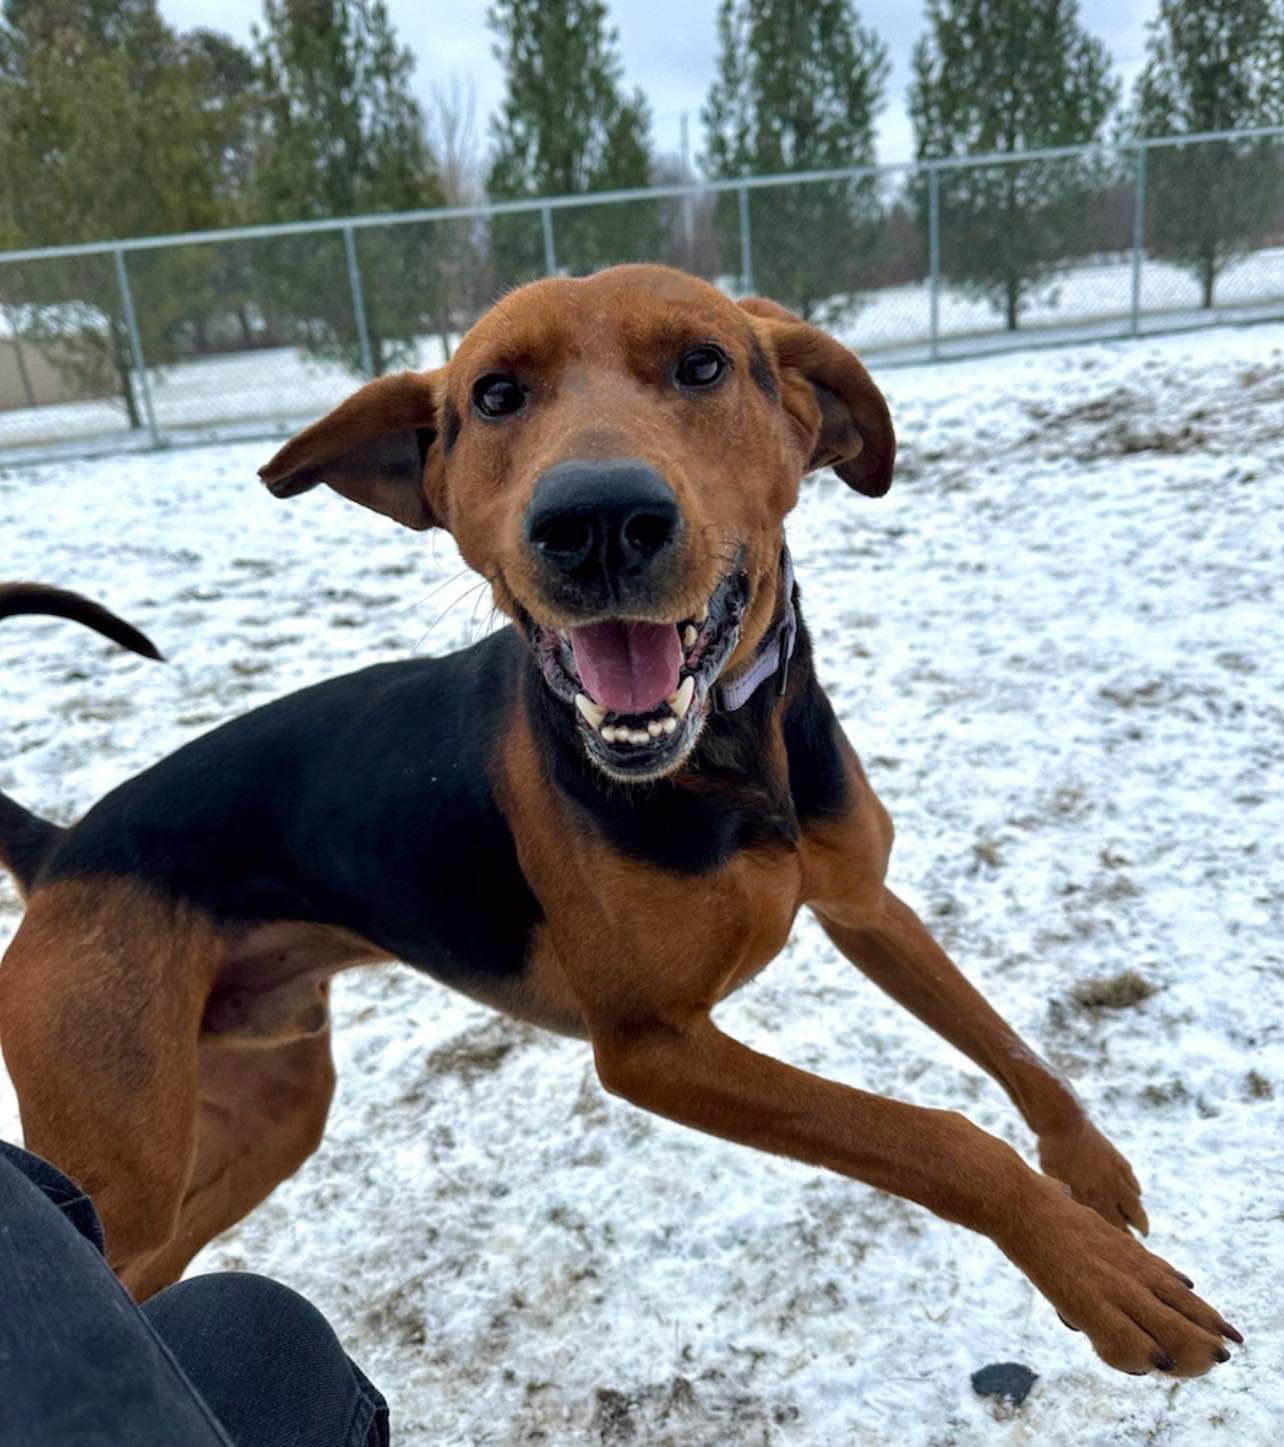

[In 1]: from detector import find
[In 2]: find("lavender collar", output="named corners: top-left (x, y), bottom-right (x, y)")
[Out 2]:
top-left (714, 545), bottom-right (797, 712)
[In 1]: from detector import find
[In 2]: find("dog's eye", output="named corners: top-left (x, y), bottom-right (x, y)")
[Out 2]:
top-left (473, 374), bottom-right (525, 418)
top-left (676, 346), bottom-right (728, 389)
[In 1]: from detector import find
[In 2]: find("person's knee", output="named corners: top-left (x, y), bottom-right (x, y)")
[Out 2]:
top-left (145, 1270), bottom-right (341, 1353)
top-left (144, 1272), bottom-right (387, 1446)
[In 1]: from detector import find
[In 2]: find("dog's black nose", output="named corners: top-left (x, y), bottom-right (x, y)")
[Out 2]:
top-left (524, 460), bottom-right (681, 585)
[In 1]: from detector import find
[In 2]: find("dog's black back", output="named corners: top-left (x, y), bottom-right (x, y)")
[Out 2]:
top-left (43, 630), bottom-right (541, 982)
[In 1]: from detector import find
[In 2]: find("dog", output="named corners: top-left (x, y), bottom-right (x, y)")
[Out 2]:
top-left (0, 266), bottom-right (1239, 1375)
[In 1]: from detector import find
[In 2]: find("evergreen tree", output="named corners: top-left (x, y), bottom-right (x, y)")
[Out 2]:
top-left (185, 26), bottom-right (259, 213)
top-left (909, 0), bottom-right (1117, 330)
top-left (173, 28), bottom-right (263, 354)
top-left (252, 0), bottom-right (444, 374)
top-left (0, 0), bottom-right (157, 63)
top-left (423, 78), bottom-right (491, 353)
top-left (0, 0), bottom-right (227, 425)
top-left (486, 0), bottom-right (657, 284)
top-left (1130, 0), bottom-right (1284, 308)
top-left (703, 0), bottom-right (889, 320)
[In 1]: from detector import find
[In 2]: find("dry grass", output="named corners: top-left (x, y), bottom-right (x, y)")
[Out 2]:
top-left (1068, 970), bottom-right (1157, 1013)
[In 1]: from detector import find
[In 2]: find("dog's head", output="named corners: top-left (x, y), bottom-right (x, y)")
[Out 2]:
top-left (261, 265), bottom-right (894, 782)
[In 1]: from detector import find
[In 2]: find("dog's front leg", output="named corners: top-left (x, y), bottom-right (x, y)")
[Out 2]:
top-left (812, 888), bottom-right (1147, 1236)
top-left (588, 1011), bottom-right (1239, 1377)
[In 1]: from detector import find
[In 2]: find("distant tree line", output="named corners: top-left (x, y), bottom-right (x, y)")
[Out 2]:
top-left (909, 0), bottom-right (1284, 330)
top-left (0, 0), bottom-right (1281, 425)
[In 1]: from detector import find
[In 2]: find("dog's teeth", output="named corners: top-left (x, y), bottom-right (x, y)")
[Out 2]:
top-left (648, 719), bottom-right (664, 737)
top-left (575, 693), bottom-right (607, 730)
top-left (668, 676), bottom-right (695, 719)
top-left (629, 729), bottom-right (650, 745)
top-left (661, 716), bottom-right (678, 734)
top-left (695, 605), bottom-right (708, 624)
top-left (683, 625), bottom-right (697, 650)
top-left (601, 725), bottom-right (619, 743)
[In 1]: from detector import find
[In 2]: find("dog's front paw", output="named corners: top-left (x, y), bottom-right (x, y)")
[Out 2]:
top-left (1038, 1118), bottom-right (1148, 1235)
top-left (1006, 1177), bottom-right (1242, 1378)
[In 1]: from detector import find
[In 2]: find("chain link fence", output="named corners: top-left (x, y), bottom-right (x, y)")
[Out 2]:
top-left (1, 125), bottom-right (1281, 466)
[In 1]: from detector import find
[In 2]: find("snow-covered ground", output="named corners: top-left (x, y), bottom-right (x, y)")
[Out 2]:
top-left (2, 243), bottom-right (1282, 460)
top-left (1, 324), bottom-right (1281, 1444)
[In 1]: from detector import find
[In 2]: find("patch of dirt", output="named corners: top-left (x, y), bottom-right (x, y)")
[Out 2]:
top-left (576, 1374), bottom-right (793, 1447)
top-left (1084, 421), bottom-right (1208, 458)
top-left (1069, 970), bottom-right (1156, 1013)
top-left (423, 1017), bottom-right (537, 1083)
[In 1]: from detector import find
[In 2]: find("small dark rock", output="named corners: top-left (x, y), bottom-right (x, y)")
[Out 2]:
top-left (970, 1361), bottom-right (1038, 1406)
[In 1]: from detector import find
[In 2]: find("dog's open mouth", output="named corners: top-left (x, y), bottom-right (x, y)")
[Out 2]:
top-left (528, 571), bottom-right (748, 778)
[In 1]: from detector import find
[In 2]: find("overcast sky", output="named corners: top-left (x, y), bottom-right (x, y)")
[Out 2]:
top-left (160, 1), bottom-right (1155, 169)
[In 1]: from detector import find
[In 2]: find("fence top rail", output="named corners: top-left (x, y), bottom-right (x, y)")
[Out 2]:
top-left (0, 121), bottom-right (1281, 270)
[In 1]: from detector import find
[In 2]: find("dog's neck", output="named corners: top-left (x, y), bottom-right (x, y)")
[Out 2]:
top-left (715, 544), bottom-right (797, 713)
top-left (522, 555), bottom-right (816, 872)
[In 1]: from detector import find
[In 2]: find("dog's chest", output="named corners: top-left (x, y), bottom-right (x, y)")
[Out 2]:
top-left (709, 846), bottom-right (804, 998)
top-left (503, 832), bottom-right (805, 1032)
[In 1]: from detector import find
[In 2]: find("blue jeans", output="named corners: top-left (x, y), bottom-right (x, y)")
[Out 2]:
top-left (0, 1140), bottom-right (389, 1446)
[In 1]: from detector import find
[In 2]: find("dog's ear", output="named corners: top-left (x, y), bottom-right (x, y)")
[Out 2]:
top-left (258, 369), bottom-right (447, 530)
top-left (739, 297), bottom-right (895, 497)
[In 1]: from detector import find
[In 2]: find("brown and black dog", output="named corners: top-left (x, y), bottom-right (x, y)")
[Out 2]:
top-left (0, 266), bottom-right (1239, 1375)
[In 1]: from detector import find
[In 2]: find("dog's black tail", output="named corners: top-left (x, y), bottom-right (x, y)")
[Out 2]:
top-left (0, 582), bottom-right (163, 661)
top-left (0, 583), bottom-right (163, 893)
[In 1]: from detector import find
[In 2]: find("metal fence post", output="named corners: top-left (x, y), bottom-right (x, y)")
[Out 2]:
top-left (541, 206), bottom-right (557, 275)
top-left (343, 224), bottom-right (375, 378)
top-left (112, 247), bottom-right (159, 446)
top-left (4, 120), bottom-right (1284, 471)
top-left (737, 185), bottom-right (755, 293)
top-left (928, 166), bottom-right (941, 361)
top-left (1130, 145), bottom-right (1147, 339)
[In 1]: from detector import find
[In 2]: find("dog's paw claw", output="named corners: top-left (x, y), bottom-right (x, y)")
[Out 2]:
top-left (1010, 1182), bottom-right (1241, 1380)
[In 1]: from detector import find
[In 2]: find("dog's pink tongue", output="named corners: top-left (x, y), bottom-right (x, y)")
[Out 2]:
top-left (570, 621), bottom-right (682, 715)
